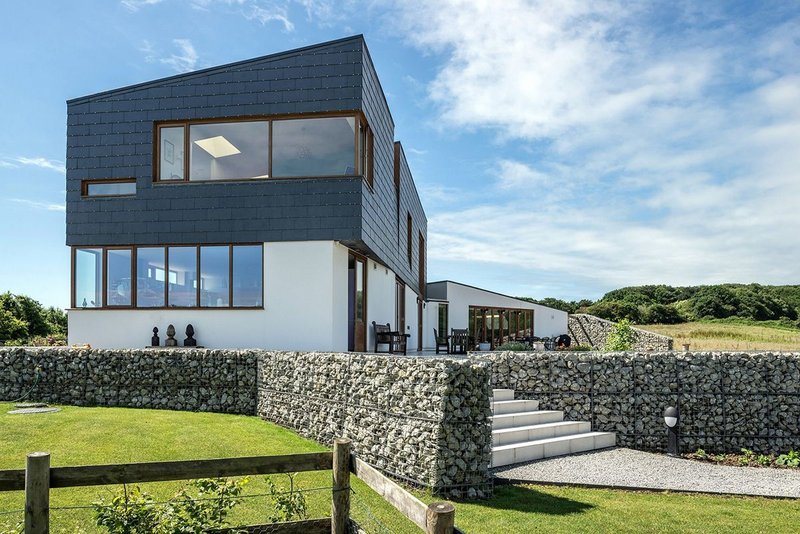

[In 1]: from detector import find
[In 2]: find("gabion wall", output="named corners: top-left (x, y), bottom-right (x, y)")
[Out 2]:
top-left (0, 348), bottom-right (493, 497)
top-left (482, 351), bottom-right (800, 454)
top-left (569, 314), bottom-right (673, 351)
top-left (0, 347), bottom-right (257, 413)
top-left (257, 352), bottom-right (492, 497)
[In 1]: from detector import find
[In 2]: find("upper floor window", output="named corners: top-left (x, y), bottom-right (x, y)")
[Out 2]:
top-left (156, 113), bottom-right (373, 183)
top-left (82, 178), bottom-right (136, 197)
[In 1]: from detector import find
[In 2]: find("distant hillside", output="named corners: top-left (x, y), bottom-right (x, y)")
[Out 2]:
top-left (522, 284), bottom-right (800, 327)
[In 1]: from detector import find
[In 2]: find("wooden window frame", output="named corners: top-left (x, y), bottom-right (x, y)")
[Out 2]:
top-left (468, 305), bottom-right (536, 350)
top-left (70, 243), bottom-right (264, 310)
top-left (418, 231), bottom-right (425, 299)
top-left (153, 111), bottom-right (373, 185)
top-left (81, 178), bottom-right (137, 198)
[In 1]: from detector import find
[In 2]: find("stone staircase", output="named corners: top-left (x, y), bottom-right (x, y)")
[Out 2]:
top-left (490, 388), bottom-right (616, 468)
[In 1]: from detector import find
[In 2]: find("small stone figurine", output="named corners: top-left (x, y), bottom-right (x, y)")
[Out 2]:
top-left (165, 324), bottom-right (177, 347)
top-left (184, 324), bottom-right (197, 347)
top-left (151, 327), bottom-right (160, 347)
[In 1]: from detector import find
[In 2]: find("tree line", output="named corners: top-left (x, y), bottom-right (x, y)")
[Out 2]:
top-left (0, 292), bottom-right (67, 345)
top-left (522, 284), bottom-right (800, 326)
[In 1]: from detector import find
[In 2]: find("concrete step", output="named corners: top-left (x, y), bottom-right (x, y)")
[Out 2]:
top-left (492, 399), bottom-right (540, 415)
top-left (490, 410), bottom-right (564, 429)
top-left (492, 389), bottom-right (515, 401)
top-left (491, 432), bottom-right (617, 467)
top-left (492, 421), bottom-right (591, 447)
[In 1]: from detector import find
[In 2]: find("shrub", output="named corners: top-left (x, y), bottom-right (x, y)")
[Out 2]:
top-left (496, 342), bottom-right (529, 351)
top-left (642, 303), bottom-right (684, 324)
top-left (93, 477), bottom-right (248, 533)
top-left (586, 300), bottom-right (642, 323)
top-left (604, 319), bottom-right (636, 351)
top-left (776, 450), bottom-right (800, 467)
top-left (266, 473), bottom-right (308, 523)
top-left (0, 309), bottom-right (28, 342)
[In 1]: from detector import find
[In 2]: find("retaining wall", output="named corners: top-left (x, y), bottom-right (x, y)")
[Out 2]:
top-left (0, 347), bottom-right (257, 413)
top-left (481, 351), bottom-right (800, 454)
top-left (569, 314), bottom-right (673, 351)
top-left (0, 348), bottom-right (492, 497)
top-left (256, 352), bottom-right (492, 497)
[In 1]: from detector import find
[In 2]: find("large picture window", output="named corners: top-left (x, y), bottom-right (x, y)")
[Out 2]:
top-left (71, 245), bottom-right (263, 309)
top-left (190, 121), bottom-right (269, 181)
top-left (156, 113), bottom-right (371, 183)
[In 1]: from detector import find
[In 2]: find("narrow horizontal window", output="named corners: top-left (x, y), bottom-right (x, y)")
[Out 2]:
top-left (83, 179), bottom-right (136, 197)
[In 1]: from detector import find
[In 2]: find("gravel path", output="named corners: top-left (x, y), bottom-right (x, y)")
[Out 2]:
top-left (493, 448), bottom-right (800, 498)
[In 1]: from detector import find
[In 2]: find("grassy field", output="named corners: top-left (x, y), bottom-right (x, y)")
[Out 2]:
top-left (639, 319), bottom-right (800, 351)
top-left (1, 404), bottom-right (799, 533)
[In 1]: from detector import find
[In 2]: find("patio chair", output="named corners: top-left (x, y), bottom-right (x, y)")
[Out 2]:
top-left (450, 328), bottom-right (469, 354)
top-left (434, 328), bottom-right (450, 354)
top-left (372, 321), bottom-right (409, 355)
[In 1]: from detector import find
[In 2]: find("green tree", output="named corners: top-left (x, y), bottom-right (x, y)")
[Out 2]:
top-left (586, 300), bottom-right (642, 323)
top-left (605, 319), bottom-right (636, 351)
top-left (0, 308), bottom-right (28, 341)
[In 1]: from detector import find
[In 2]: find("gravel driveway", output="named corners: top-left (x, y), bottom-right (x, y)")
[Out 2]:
top-left (493, 448), bottom-right (800, 498)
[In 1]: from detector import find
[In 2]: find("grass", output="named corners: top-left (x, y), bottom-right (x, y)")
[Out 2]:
top-left (1, 404), bottom-right (800, 533)
top-left (639, 320), bottom-right (800, 351)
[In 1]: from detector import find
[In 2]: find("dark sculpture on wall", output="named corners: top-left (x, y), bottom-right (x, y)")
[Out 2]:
top-left (184, 324), bottom-right (197, 347)
top-left (151, 327), bottom-right (160, 347)
top-left (165, 324), bottom-right (177, 347)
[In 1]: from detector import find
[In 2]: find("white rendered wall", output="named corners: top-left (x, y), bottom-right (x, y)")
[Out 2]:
top-left (69, 241), bottom-right (348, 351)
top-left (422, 300), bottom-right (444, 350)
top-left (442, 282), bottom-right (568, 339)
top-left (404, 283), bottom-right (419, 351)
top-left (366, 260), bottom-right (396, 351)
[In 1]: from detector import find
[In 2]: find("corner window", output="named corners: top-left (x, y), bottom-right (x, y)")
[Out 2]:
top-left (74, 248), bottom-right (102, 308)
top-left (272, 116), bottom-right (357, 177)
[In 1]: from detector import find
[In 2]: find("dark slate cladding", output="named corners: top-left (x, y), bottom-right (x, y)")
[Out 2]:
top-left (359, 44), bottom-right (427, 295)
top-left (66, 35), bottom-right (426, 289)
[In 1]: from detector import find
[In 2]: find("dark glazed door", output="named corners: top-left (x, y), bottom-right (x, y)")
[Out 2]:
top-left (348, 252), bottom-right (367, 352)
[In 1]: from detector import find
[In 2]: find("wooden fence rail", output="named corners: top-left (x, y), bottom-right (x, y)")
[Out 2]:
top-left (0, 439), bottom-right (458, 534)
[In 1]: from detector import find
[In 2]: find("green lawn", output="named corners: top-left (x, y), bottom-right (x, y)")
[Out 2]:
top-left (1, 403), bottom-right (799, 533)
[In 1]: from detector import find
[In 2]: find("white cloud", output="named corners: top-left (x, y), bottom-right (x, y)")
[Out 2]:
top-left (121, 0), bottom-right (164, 12)
top-left (246, 5), bottom-right (294, 31)
top-left (10, 157), bottom-right (66, 174)
top-left (0, 160), bottom-right (19, 169)
top-left (159, 39), bottom-right (199, 73)
top-left (8, 199), bottom-right (65, 212)
top-left (390, 1), bottom-right (800, 293)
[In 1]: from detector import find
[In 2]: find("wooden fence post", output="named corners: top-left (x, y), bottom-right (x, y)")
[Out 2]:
top-left (332, 438), bottom-right (351, 534)
top-left (426, 502), bottom-right (455, 534)
top-left (24, 452), bottom-right (50, 534)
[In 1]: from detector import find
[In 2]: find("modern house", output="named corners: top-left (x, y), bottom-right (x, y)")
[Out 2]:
top-left (66, 35), bottom-right (567, 351)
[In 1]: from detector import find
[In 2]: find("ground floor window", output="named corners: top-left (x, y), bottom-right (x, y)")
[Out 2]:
top-left (468, 306), bottom-right (534, 350)
top-left (71, 244), bottom-right (263, 309)
top-left (438, 303), bottom-right (448, 335)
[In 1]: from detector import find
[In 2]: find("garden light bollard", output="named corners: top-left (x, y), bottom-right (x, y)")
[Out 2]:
top-left (663, 406), bottom-right (680, 457)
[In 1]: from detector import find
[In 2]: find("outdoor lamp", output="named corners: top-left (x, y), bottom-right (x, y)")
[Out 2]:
top-left (663, 406), bottom-right (680, 457)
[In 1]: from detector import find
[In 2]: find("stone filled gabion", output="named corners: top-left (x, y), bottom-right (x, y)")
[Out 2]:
top-left (0, 347), bottom-right (257, 414)
top-left (478, 351), bottom-right (800, 454)
top-left (256, 352), bottom-right (493, 498)
top-left (0, 347), bottom-right (493, 498)
top-left (569, 314), bottom-right (673, 351)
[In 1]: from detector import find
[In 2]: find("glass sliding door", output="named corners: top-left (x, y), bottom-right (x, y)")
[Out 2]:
top-left (347, 252), bottom-right (367, 352)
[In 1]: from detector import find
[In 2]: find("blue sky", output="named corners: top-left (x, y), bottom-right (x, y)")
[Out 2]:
top-left (1, 1), bottom-right (799, 309)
